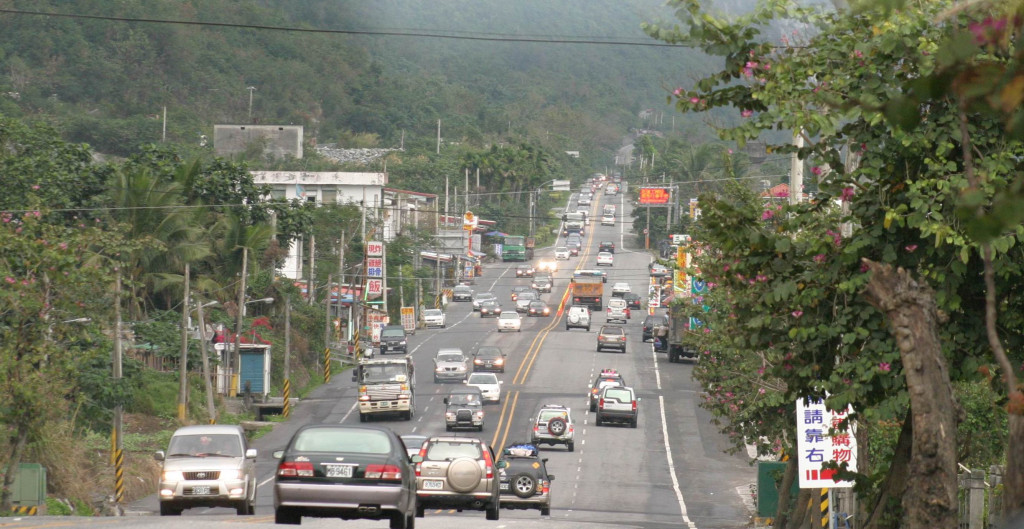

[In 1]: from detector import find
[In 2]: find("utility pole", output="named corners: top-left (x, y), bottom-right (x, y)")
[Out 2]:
top-left (247, 86), bottom-right (256, 122)
top-left (529, 192), bottom-right (535, 238)
top-left (324, 274), bottom-right (332, 354)
top-left (465, 168), bottom-right (470, 212)
top-left (307, 233), bottom-right (315, 305)
top-left (197, 300), bottom-right (216, 424)
top-left (646, 206), bottom-right (651, 250)
top-left (232, 247), bottom-right (248, 397)
top-left (112, 271), bottom-right (124, 508)
top-left (790, 131), bottom-right (805, 206)
top-left (282, 296), bottom-right (291, 418)
top-left (444, 175), bottom-right (449, 229)
top-left (338, 230), bottom-right (345, 341)
top-left (178, 263), bottom-right (190, 423)
top-left (399, 271), bottom-right (405, 308)
top-left (436, 119), bottom-right (441, 154)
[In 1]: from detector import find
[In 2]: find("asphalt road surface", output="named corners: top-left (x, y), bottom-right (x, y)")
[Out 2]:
top-left (5, 187), bottom-right (756, 529)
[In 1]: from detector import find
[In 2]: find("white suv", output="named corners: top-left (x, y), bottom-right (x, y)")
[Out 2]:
top-left (565, 305), bottom-right (591, 331)
top-left (531, 404), bottom-right (575, 451)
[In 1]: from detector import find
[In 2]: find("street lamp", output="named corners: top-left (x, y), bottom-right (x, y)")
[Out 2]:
top-left (246, 86), bottom-right (256, 122)
top-left (243, 297), bottom-right (274, 317)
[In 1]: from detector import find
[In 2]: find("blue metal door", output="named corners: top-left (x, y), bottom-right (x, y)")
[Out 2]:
top-left (240, 352), bottom-right (264, 394)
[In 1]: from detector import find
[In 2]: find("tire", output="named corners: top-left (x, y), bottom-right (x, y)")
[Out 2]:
top-left (159, 503), bottom-right (181, 516)
top-left (510, 473), bottom-right (538, 498)
top-left (446, 424), bottom-right (453, 432)
top-left (567, 441), bottom-right (575, 452)
top-left (390, 511), bottom-right (411, 529)
top-left (541, 506), bottom-right (551, 516)
top-left (631, 418), bottom-right (638, 428)
top-left (547, 417), bottom-right (567, 436)
top-left (586, 326), bottom-right (590, 332)
top-left (275, 507), bottom-right (301, 524)
top-left (434, 375), bottom-right (440, 383)
top-left (236, 500), bottom-right (250, 516)
top-left (595, 414), bottom-right (603, 426)
top-left (589, 402), bottom-right (596, 412)
top-left (416, 503), bottom-right (425, 518)
top-left (486, 501), bottom-right (500, 520)
top-left (478, 424), bottom-right (485, 432)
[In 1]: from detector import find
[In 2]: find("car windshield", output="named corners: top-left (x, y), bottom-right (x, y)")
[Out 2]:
top-left (518, 292), bottom-right (537, 301)
top-left (468, 373), bottom-right (497, 384)
top-left (167, 433), bottom-right (242, 457)
top-left (382, 329), bottom-right (404, 338)
top-left (425, 441), bottom-right (481, 461)
top-left (425, 310), bottom-right (442, 317)
top-left (291, 428), bottom-right (392, 454)
top-left (556, 247), bottom-right (567, 252)
top-left (477, 347), bottom-right (502, 357)
top-left (601, 327), bottom-right (624, 336)
top-left (447, 393), bottom-right (481, 405)
top-left (455, 286), bottom-right (471, 292)
top-left (360, 364), bottom-right (408, 383)
top-left (499, 313), bottom-right (517, 320)
top-left (530, 301), bottom-right (545, 308)
top-left (539, 410), bottom-right (568, 422)
top-left (438, 353), bottom-right (464, 363)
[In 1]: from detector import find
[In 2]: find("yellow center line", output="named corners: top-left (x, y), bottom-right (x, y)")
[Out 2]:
top-left (490, 193), bottom-right (604, 451)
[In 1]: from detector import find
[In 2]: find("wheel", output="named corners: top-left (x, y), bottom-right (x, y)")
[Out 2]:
top-left (586, 326), bottom-right (590, 332)
top-left (547, 417), bottom-right (567, 436)
top-left (511, 473), bottom-right (538, 498)
top-left (567, 441), bottom-right (575, 452)
top-left (159, 503), bottom-right (181, 516)
top-left (589, 402), bottom-right (596, 412)
top-left (236, 499), bottom-right (250, 515)
top-left (446, 424), bottom-right (453, 432)
top-left (359, 413), bottom-right (368, 423)
top-left (595, 414), bottom-right (603, 426)
top-left (434, 375), bottom-right (440, 383)
top-left (631, 418), bottom-right (638, 428)
top-left (416, 503), bottom-right (425, 518)
top-left (486, 500), bottom-right (500, 520)
top-left (275, 507), bottom-right (301, 524)
top-left (541, 506), bottom-right (551, 516)
top-left (390, 511), bottom-right (412, 529)
top-left (478, 424), bottom-right (485, 432)
top-left (518, 329), bottom-right (521, 332)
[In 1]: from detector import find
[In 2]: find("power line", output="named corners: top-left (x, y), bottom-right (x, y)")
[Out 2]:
top-left (0, 8), bottom-right (698, 47)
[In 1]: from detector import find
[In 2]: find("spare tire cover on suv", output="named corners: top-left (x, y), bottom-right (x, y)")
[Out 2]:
top-left (447, 457), bottom-right (483, 492)
top-left (547, 417), bottom-right (567, 436)
top-left (568, 312), bottom-right (580, 324)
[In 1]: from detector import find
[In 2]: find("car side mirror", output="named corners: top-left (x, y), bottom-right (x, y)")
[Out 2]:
top-left (154, 450), bottom-right (165, 461)
top-left (548, 474), bottom-right (555, 481)
top-left (443, 397), bottom-right (450, 405)
top-left (412, 455), bottom-right (423, 463)
top-left (245, 448), bottom-right (258, 459)
top-left (272, 450), bottom-right (284, 459)
top-left (496, 460), bottom-right (508, 469)
top-left (542, 458), bottom-right (549, 464)
top-left (498, 381), bottom-right (504, 385)
top-left (351, 374), bottom-right (358, 382)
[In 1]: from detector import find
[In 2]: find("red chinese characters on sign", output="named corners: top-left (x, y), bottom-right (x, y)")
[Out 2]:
top-left (366, 241), bottom-right (384, 257)
top-left (638, 187), bottom-right (670, 205)
top-left (366, 279), bottom-right (383, 297)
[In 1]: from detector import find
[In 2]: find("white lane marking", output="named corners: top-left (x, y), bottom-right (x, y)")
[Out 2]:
top-left (659, 394), bottom-right (697, 529)
top-left (340, 401), bottom-right (357, 423)
top-left (653, 346), bottom-right (663, 390)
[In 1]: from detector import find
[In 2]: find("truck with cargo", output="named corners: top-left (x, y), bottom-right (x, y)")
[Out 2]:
top-left (503, 235), bottom-right (535, 262)
top-left (351, 356), bottom-right (415, 420)
top-left (653, 303), bottom-right (698, 363)
top-left (562, 212), bottom-right (586, 237)
top-left (571, 276), bottom-right (604, 310)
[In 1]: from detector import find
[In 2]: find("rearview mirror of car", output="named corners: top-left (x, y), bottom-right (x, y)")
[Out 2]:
top-left (412, 455), bottom-right (423, 463)
top-left (273, 450), bottom-right (284, 459)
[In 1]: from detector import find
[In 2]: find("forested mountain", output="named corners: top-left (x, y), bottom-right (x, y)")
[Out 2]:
top-left (0, 0), bottom-right (718, 161)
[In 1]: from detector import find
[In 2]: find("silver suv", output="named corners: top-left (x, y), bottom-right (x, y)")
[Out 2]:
top-left (413, 437), bottom-right (502, 520)
top-left (433, 348), bottom-right (469, 383)
top-left (155, 425), bottom-right (258, 516)
top-left (595, 386), bottom-right (639, 428)
top-left (530, 404), bottom-right (575, 452)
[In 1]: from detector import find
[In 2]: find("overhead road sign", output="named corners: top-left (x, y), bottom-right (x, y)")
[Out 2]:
top-left (639, 187), bottom-right (671, 206)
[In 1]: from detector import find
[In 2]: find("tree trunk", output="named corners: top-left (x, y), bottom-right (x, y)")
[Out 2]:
top-left (0, 422), bottom-right (30, 511)
top-left (786, 489), bottom-right (812, 529)
top-left (861, 259), bottom-right (959, 529)
top-left (775, 456), bottom-right (798, 529)
top-left (864, 411), bottom-right (913, 529)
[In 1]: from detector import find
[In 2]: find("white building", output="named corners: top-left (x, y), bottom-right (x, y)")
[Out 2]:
top-left (251, 171), bottom-right (387, 279)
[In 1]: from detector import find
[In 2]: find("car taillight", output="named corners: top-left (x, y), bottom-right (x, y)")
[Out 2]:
top-left (591, 388), bottom-right (599, 394)
top-left (365, 464), bottom-right (402, 480)
top-left (481, 447), bottom-right (495, 479)
top-left (415, 446), bottom-right (428, 476)
top-left (632, 400), bottom-right (637, 411)
top-left (277, 461), bottom-right (314, 477)
top-left (599, 398), bottom-right (605, 409)
top-left (541, 480), bottom-right (550, 494)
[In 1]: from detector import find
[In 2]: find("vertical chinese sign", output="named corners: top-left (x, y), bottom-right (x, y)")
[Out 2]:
top-left (796, 397), bottom-right (857, 488)
top-left (365, 241), bottom-right (384, 301)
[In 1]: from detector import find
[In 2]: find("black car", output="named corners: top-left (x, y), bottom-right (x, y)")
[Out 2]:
top-left (473, 346), bottom-right (507, 373)
top-left (479, 300), bottom-right (503, 318)
top-left (497, 443), bottom-right (553, 516)
top-left (379, 325), bottom-right (408, 354)
top-left (515, 264), bottom-right (535, 278)
top-left (623, 292), bottom-right (642, 310)
top-left (599, 241), bottom-right (615, 253)
top-left (642, 314), bottom-right (669, 342)
top-left (531, 276), bottom-right (553, 293)
top-left (273, 425), bottom-right (417, 528)
top-left (444, 386), bottom-right (485, 431)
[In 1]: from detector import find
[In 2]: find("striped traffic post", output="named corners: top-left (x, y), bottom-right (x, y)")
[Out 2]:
top-left (114, 444), bottom-right (125, 504)
top-left (282, 378), bottom-right (291, 418)
top-left (323, 347), bottom-right (331, 383)
top-left (820, 488), bottom-right (830, 529)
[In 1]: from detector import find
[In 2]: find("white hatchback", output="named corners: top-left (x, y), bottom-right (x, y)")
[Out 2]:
top-left (601, 215), bottom-right (615, 226)
top-left (554, 247), bottom-right (570, 260)
top-left (611, 282), bottom-right (631, 296)
top-left (465, 372), bottom-right (502, 403)
top-left (497, 312), bottom-right (522, 332)
top-left (596, 252), bottom-right (614, 267)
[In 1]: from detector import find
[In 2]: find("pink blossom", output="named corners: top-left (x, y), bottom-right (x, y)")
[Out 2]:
top-left (673, 87), bottom-right (683, 96)
top-left (757, 367), bottom-right (765, 375)
top-left (749, 50), bottom-right (756, 57)
top-left (878, 362), bottom-right (891, 372)
top-left (841, 187), bottom-right (855, 202)
top-left (746, 61), bottom-right (758, 69)
top-left (860, 263), bottom-right (869, 273)
top-left (31, 185), bottom-right (40, 190)
top-left (741, 109), bottom-right (753, 118)
top-left (764, 63), bottom-right (771, 70)
top-left (4, 277), bottom-right (14, 284)
top-left (905, 244), bottom-right (918, 252)
top-left (707, 282), bottom-right (717, 288)
top-left (759, 388), bottom-right (766, 394)
top-left (853, 50), bottom-right (863, 58)
top-left (762, 209), bottom-right (775, 220)
top-left (791, 310), bottom-right (804, 318)
top-left (811, 166), bottom-right (823, 176)
top-left (756, 274), bottom-right (768, 282)
top-left (58, 242), bottom-right (68, 250)
top-left (727, 149), bottom-right (733, 154)
top-left (722, 264), bottom-right (730, 272)
top-left (748, 279), bottom-right (756, 285)
top-left (813, 254), bottom-right (827, 263)
top-left (690, 97), bottom-right (700, 104)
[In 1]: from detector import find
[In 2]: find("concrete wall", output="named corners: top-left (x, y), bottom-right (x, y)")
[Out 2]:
top-left (214, 124), bottom-right (303, 159)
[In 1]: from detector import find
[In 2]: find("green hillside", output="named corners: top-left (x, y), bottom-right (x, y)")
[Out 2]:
top-left (0, 0), bottom-right (717, 161)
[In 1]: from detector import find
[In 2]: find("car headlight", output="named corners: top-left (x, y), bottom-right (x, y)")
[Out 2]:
top-left (399, 341), bottom-right (406, 345)
top-left (435, 367), bottom-right (446, 373)
top-left (446, 412), bottom-right (455, 419)
top-left (162, 471), bottom-right (184, 481)
top-left (221, 469), bottom-right (243, 480)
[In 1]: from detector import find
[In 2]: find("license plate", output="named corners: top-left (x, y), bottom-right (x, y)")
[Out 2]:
top-left (191, 485), bottom-right (211, 495)
top-left (500, 483), bottom-right (509, 491)
top-left (325, 464), bottom-right (354, 478)
top-left (378, 402), bottom-right (390, 408)
top-left (423, 480), bottom-right (444, 490)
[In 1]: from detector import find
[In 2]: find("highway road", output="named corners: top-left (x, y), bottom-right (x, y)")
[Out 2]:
top-left (4, 185), bottom-right (755, 528)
